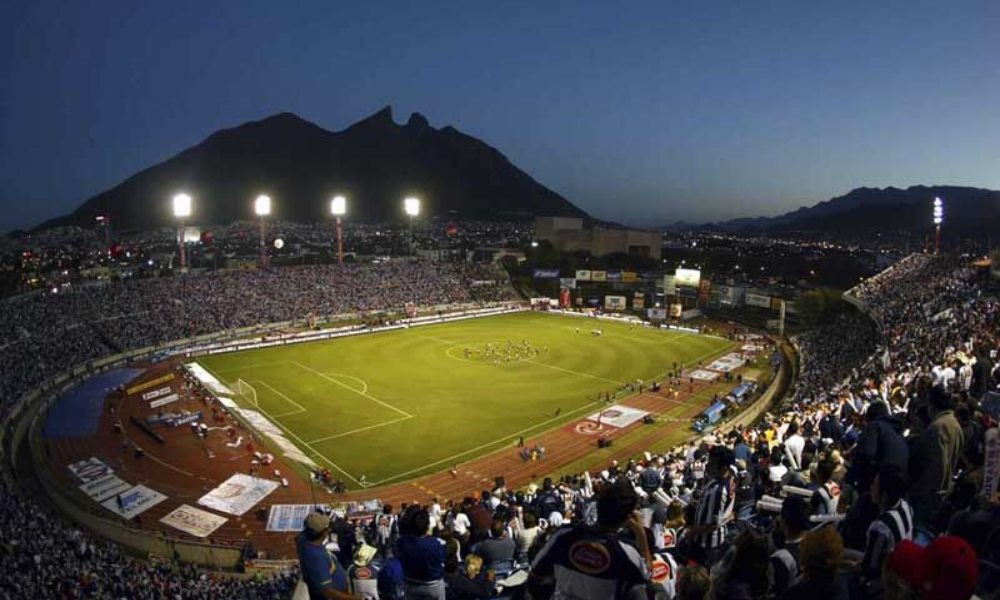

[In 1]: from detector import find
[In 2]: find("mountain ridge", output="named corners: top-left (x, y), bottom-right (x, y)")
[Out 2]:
top-left (36, 107), bottom-right (587, 231)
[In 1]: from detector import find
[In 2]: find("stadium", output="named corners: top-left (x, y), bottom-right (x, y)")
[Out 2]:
top-left (4, 6), bottom-right (1000, 599)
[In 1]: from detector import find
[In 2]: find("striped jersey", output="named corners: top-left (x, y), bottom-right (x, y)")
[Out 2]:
top-left (531, 526), bottom-right (649, 600)
top-left (862, 499), bottom-right (914, 580)
top-left (693, 477), bottom-right (734, 550)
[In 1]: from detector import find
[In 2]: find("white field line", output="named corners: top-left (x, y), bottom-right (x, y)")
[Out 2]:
top-left (521, 358), bottom-right (624, 385)
top-left (307, 415), bottom-right (414, 445)
top-left (321, 372), bottom-right (369, 395)
top-left (211, 360), bottom-right (295, 374)
top-left (369, 397), bottom-right (607, 486)
top-left (290, 360), bottom-right (413, 418)
top-left (254, 380), bottom-right (307, 414)
top-left (198, 362), bottom-right (362, 487)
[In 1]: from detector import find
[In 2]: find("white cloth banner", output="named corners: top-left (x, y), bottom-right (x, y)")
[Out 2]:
top-left (236, 408), bottom-right (318, 468)
top-left (68, 457), bottom-right (114, 483)
top-left (149, 393), bottom-right (181, 409)
top-left (587, 405), bottom-right (649, 429)
top-left (101, 485), bottom-right (167, 519)
top-left (184, 362), bottom-right (234, 396)
top-left (142, 387), bottom-right (173, 401)
top-left (197, 474), bottom-right (279, 516)
top-left (689, 369), bottom-right (720, 381)
top-left (80, 474), bottom-right (133, 503)
top-left (160, 504), bottom-right (228, 537)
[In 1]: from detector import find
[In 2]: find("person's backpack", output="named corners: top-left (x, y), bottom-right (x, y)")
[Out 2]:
top-left (377, 556), bottom-right (405, 600)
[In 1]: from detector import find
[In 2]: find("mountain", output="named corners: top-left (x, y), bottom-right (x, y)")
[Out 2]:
top-left (36, 107), bottom-right (587, 230)
top-left (667, 186), bottom-right (1000, 238)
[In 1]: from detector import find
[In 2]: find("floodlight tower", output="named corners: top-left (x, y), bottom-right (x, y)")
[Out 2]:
top-left (172, 193), bottom-right (192, 271)
top-left (330, 196), bottom-right (347, 264)
top-left (255, 195), bottom-right (271, 267)
top-left (404, 197), bottom-right (420, 256)
top-left (933, 197), bottom-right (944, 254)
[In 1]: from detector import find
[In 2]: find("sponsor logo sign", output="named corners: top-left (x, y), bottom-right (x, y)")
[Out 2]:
top-left (622, 271), bottom-right (638, 283)
top-left (606, 270), bottom-right (622, 282)
top-left (663, 275), bottom-right (676, 295)
top-left (266, 504), bottom-right (324, 532)
top-left (79, 474), bottom-right (133, 503)
top-left (568, 540), bottom-right (612, 574)
top-left (142, 387), bottom-right (172, 401)
top-left (604, 295), bottom-right (627, 310)
top-left (559, 277), bottom-right (577, 289)
top-left (149, 393), bottom-right (181, 409)
top-left (160, 504), bottom-right (228, 538)
top-left (690, 369), bottom-right (720, 381)
top-left (590, 270), bottom-right (607, 282)
top-left (166, 412), bottom-right (201, 427)
top-left (651, 558), bottom-right (673, 582)
top-left (576, 270), bottom-right (592, 281)
top-left (574, 421), bottom-right (605, 436)
top-left (647, 308), bottom-right (667, 320)
top-left (68, 457), bottom-right (114, 483)
top-left (198, 473), bottom-right (279, 516)
top-left (127, 373), bottom-right (175, 396)
top-left (101, 484), bottom-right (167, 519)
top-left (532, 268), bottom-right (560, 279)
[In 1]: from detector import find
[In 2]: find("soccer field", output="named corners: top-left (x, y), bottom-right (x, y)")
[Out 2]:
top-left (197, 312), bottom-right (734, 487)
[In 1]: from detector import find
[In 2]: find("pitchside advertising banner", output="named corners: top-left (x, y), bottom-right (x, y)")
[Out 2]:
top-left (198, 473), bottom-right (279, 516)
top-left (559, 277), bottom-right (577, 289)
top-left (101, 484), bottom-right (168, 519)
top-left (606, 270), bottom-right (622, 282)
top-left (532, 268), bottom-right (560, 279)
top-left (68, 457), bottom-right (115, 483)
top-left (647, 307), bottom-right (667, 320)
top-left (591, 270), bottom-right (608, 282)
top-left (266, 504), bottom-right (324, 532)
top-left (604, 295), bottom-right (627, 310)
top-left (576, 269), bottom-right (592, 281)
top-left (160, 504), bottom-right (228, 538)
top-left (622, 271), bottom-right (638, 283)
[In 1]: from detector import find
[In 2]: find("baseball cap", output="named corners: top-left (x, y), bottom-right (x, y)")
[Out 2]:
top-left (304, 512), bottom-right (331, 535)
top-left (888, 538), bottom-right (978, 600)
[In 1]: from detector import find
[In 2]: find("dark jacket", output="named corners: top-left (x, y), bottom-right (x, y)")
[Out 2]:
top-left (848, 417), bottom-right (908, 489)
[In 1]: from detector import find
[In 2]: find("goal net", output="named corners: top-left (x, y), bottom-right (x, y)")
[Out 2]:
top-left (236, 378), bottom-right (259, 408)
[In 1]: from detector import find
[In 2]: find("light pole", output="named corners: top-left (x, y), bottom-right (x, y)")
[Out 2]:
top-left (404, 197), bottom-right (420, 256)
top-left (173, 193), bottom-right (192, 271)
top-left (255, 195), bottom-right (271, 268)
top-left (933, 197), bottom-right (944, 254)
top-left (330, 196), bottom-right (346, 264)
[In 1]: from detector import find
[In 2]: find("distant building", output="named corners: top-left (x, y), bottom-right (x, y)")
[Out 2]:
top-left (534, 217), bottom-right (661, 259)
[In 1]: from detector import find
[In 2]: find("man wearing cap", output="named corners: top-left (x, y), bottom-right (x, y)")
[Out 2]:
top-left (529, 478), bottom-right (652, 600)
top-left (297, 512), bottom-right (360, 600)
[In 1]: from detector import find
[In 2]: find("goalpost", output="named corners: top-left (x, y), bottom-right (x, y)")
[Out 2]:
top-left (236, 378), bottom-right (259, 408)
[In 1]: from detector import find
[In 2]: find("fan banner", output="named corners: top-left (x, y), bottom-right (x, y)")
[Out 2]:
top-left (101, 485), bottom-right (167, 519)
top-left (161, 504), bottom-right (228, 538)
top-left (197, 473), bottom-right (279, 516)
top-left (587, 405), bottom-right (648, 429)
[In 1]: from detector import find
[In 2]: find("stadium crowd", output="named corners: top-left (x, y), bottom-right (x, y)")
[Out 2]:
top-left (2, 253), bottom-right (999, 600)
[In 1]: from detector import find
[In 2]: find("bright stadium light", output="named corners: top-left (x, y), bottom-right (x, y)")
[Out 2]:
top-left (404, 197), bottom-right (420, 256)
top-left (172, 193), bottom-right (191, 271)
top-left (330, 195), bottom-right (346, 216)
top-left (404, 197), bottom-right (420, 216)
top-left (255, 194), bottom-right (272, 216)
top-left (933, 197), bottom-right (944, 253)
top-left (331, 196), bottom-right (347, 264)
top-left (255, 195), bottom-right (271, 267)
top-left (173, 193), bottom-right (192, 218)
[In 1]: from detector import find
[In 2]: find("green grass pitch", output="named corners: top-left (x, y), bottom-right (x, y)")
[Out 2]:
top-left (197, 312), bottom-right (734, 487)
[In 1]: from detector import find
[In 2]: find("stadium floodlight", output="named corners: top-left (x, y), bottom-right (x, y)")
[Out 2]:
top-left (933, 197), bottom-right (944, 253)
top-left (255, 195), bottom-right (271, 267)
top-left (404, 197), bottom-right (420, 256)
top-left (254, 194), bottom-right (272, 216)
top-left (172, 193), bottom-right (192, 271)
top-left (331, 196), bottom-right (347, 264)
top-left (173, 193), bottom-right (192, 218)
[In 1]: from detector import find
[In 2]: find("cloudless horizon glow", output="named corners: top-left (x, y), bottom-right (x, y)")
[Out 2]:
top-left (1, 1), bottom-right (999, 231)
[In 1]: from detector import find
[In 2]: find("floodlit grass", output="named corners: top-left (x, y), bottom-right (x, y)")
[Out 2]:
top-left (198, 312), bottom-right (734, 487)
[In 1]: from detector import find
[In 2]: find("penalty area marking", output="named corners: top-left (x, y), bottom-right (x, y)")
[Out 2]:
top-left (290, 360), bottom-right (412, 418)
top-left (307, 414), bottom-right (414, 445)
top-left (253, 380), bottom-right (307, 417)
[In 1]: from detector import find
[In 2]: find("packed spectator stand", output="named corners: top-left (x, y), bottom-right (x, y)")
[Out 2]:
top-left (2, 253), bottom-right (999, 600)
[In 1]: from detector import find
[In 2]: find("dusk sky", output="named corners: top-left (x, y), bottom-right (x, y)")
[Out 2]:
top-left (2, 1), bottom-right (999, 231)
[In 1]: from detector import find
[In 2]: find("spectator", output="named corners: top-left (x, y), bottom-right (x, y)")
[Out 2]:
top-left (297, 512), bottom-right (359, 600)
top-left (781, 526), bottom-right (849, 600)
